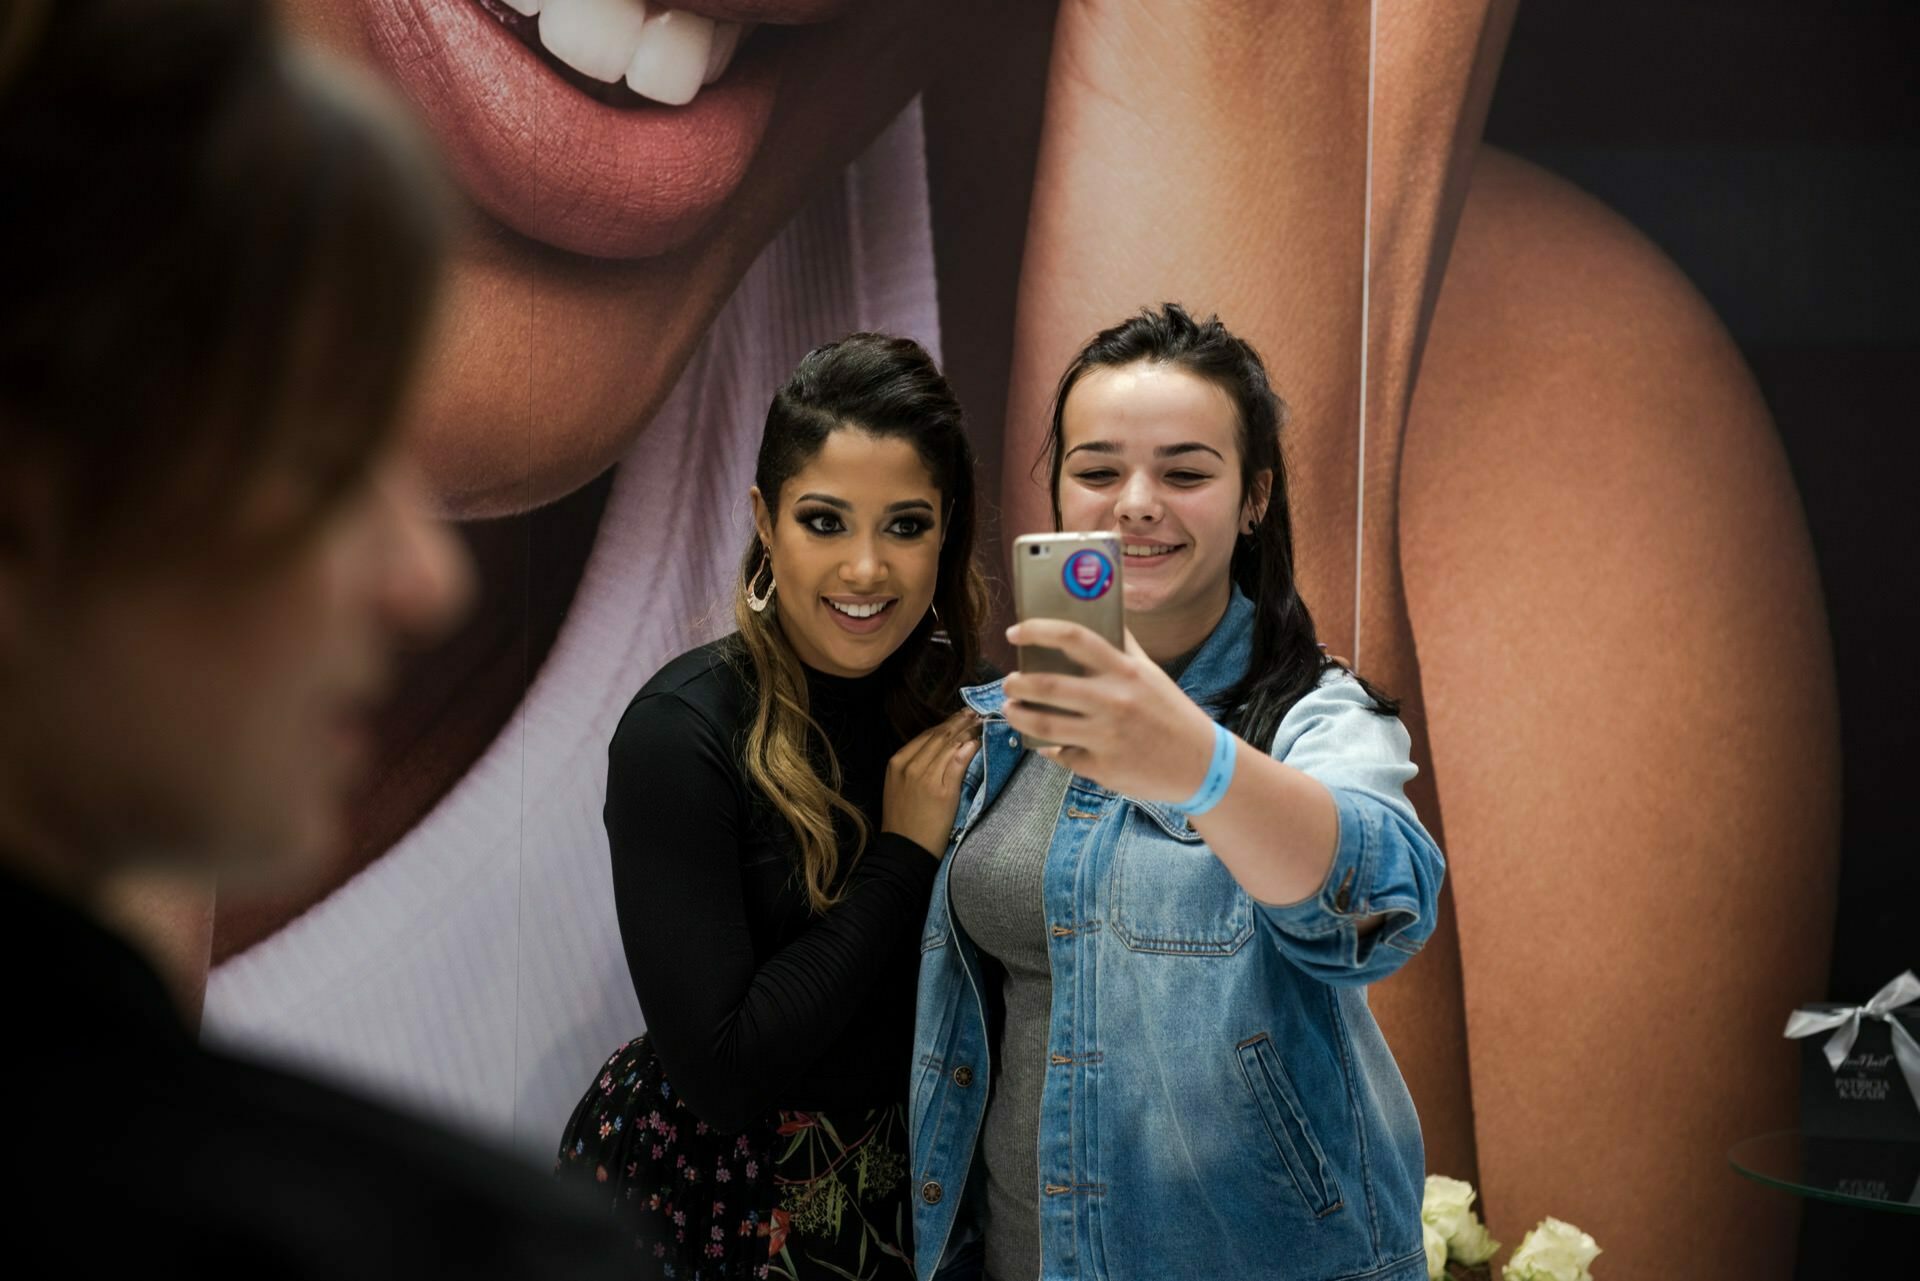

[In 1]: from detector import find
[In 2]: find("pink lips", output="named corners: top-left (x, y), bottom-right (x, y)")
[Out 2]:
top-left (360, 0), bottom-right (799, 260)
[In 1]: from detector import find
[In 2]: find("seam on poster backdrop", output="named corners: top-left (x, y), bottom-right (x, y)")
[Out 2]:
top-left (1352, 0), bottom-right (1376, 669)
top-left (512, 90), bottom-right (538, 1145)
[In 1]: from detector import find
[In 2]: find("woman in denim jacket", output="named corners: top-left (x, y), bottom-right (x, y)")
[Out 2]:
top-left (911, 305), bottom-right (1444, 1281)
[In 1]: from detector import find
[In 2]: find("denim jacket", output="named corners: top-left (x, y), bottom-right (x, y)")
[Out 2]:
top-left (910, 590), bottom-right (1445, 1281)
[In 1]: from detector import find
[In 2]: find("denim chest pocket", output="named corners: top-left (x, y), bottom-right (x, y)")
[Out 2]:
top-left (1107, 805), bottom-right (1254, 955)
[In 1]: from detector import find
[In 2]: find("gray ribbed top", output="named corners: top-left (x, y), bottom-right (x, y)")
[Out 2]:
top-left (950, 650), bottom-right (1203, 1280)
top-left (947, 751), bottom-right (1072, 1281)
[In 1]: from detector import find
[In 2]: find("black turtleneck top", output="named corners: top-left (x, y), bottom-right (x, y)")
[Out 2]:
top-left (604, 636), bottom-right (941, 1132)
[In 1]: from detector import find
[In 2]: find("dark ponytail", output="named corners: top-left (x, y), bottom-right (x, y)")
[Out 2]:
top-left (1040, 303), bottom-right (1397, 748)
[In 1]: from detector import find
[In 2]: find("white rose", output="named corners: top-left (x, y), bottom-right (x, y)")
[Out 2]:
top-left (1423, 1174), bottom-right (1500, 1265)
top-left (1450, 1215), bottom-right (1501, 1267)
top-left (1503, 1217), bottom-right (1602, 1281)
top-left (1422, 1174), bottom-right (1478, 1242)
top-left (1424, 1220), bottom-right (1448, 1281)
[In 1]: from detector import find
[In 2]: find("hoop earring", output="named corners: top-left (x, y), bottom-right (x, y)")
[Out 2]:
top-left (745, 552), bottom-right (776, 614)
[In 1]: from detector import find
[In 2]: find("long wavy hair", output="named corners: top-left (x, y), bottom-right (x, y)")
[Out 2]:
top-left (1041, 304), bottom-right (1397, 749)
top-left (734, 334), bottom-right (987, 913)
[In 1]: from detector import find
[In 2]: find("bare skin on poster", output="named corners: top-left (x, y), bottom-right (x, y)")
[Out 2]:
top-left (114, 2), bottom-right (1842, 1275)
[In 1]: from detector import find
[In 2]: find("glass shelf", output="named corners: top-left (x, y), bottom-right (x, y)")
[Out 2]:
top-left (1729, 1129), bottom-right (1920, 1215)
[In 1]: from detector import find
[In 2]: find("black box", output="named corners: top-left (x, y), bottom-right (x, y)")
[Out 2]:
top-left (1800, 1136), bottom-right (1920, 1207)
top-left (1795, 1006), bottom-right (1920, 1142)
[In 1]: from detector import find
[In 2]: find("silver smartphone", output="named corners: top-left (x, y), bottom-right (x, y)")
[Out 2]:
top-left (1010, 532), bottom-right (1126, 748)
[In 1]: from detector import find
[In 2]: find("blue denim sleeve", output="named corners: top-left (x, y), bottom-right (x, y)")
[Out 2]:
top-left (1251, 673), bottom-right (1446, 986)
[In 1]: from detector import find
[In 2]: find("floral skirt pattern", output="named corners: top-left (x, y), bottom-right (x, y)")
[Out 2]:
top-left (557, 1035), bottom-right (915, 1281)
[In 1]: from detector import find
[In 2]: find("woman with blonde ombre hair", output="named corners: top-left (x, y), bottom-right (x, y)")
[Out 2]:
top-left (558, 332), bottom-right (988, 1280)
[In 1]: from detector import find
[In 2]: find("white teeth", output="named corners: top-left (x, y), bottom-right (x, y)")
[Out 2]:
top-left (525, 0), bottom-right (746, 105)
top-left (703, 20), bottom-right (746, 85)
top-left (538, 0), bottom-right (650, 84)
top-left (523, 0), bottom-right (745, 105)
top-left (828, 600), bottom-right (890, 620)
top-left (1124, 544), bottom-right (1177, 557)
top-left (625, 10), bottom-right (713, 106)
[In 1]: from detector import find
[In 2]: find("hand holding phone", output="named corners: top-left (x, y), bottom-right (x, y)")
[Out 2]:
top-left (1010, 532), bottom-right (1125, 748)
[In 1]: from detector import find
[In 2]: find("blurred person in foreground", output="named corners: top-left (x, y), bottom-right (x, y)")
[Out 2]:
top-left (0, 0), bottom-right (626, 1273)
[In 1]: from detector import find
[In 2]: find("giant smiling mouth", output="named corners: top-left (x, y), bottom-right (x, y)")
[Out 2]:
top-left (357, 0), bottom-right (851, 259)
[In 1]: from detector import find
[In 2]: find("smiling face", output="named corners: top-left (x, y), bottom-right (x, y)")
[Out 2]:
top-left (751, 427), bottom-right (942, 678)
top-left (1056, 361), bottom-right (1270, 657)
top-left (277, 0), bottom-right (953, 517)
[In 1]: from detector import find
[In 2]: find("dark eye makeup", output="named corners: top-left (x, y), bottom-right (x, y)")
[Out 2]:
top-left (1069, 466), bottom-right (1215, 486)
top-left (796, 507), bottom-right (845, 534)
top-left (792, 507), bottom-right (935, 538)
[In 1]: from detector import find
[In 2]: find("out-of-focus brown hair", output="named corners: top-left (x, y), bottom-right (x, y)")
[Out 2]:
top-left (0, 0), bottom-right (447, 569)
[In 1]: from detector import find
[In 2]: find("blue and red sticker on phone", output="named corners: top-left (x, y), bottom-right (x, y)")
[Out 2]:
top-left (1063, 548), bottom-right (1114, 600)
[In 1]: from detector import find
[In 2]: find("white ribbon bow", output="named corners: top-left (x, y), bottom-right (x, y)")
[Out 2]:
top-left (1784, 970), bottom-right (1920, 1115)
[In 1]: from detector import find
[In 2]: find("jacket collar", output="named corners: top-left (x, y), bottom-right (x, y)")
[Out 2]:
top-left (0, 861), bottom-right (192, 1053)
top-left (960, 587), bottom-right (1255, 716)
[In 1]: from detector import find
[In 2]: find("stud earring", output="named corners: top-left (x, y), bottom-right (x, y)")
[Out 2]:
top-left (745, 552), bottom-right (776, 613)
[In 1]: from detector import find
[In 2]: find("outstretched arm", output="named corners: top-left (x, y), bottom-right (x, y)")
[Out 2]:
top-left (1401, 148), bottom-right (1840, 1277)
top-left (1002, 622), bottom-right (1442, 984)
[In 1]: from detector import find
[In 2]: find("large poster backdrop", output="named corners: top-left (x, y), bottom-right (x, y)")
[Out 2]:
top-left (196, 2), bottom-right (1912, 1276)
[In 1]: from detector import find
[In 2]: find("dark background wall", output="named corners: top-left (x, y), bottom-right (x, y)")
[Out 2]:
top-left (1483, 2), bottom-right (1918, 1268)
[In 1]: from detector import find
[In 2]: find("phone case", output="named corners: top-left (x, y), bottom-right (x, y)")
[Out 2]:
top-left (1011, 532), bottom-right (1126, 748)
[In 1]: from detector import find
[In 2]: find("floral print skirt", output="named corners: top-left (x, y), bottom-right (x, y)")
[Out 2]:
top-left (557, 1034), bottom-right (915, 1280)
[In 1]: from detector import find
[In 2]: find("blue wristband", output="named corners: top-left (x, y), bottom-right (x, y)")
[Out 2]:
top-left (1170, 721), bottom-right (1237, 816)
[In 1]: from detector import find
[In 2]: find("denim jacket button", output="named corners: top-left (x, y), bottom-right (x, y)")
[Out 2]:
top-left (920, 1180), bottom-right (944, 1205)
top-left (951, 1065), bottom-right (974, 1088)
top-left (1007, 733), bottom-right (1021, 749)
